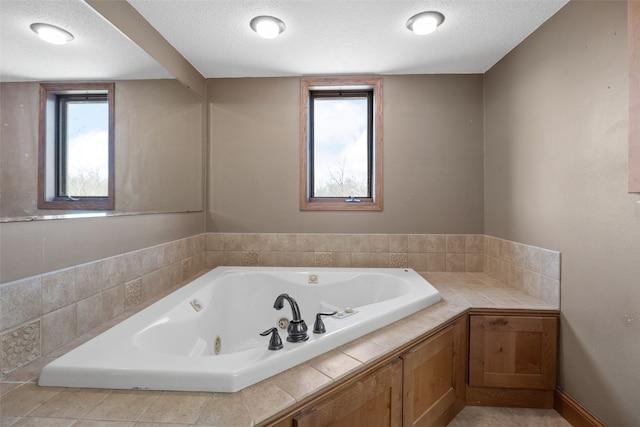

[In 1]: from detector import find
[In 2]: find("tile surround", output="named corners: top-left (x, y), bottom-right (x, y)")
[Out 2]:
top-left (0, 232), bottom-right (560, 380)
top-left (0, 271), bottom-right (559, 427)
top-left (0, 235), bottom-right (205, 377)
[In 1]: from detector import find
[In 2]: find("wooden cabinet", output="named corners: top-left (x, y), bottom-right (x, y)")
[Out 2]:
top-left (261, 311), bottom-right (559, 426)
top-left (293, 358), bottom-right (403, 427)
top-left (269, 320), bottom-right (466, 427)
top-left (467, 314), bottom-right (558, 408)
top-left (402, 319), bottom-right (466, 427)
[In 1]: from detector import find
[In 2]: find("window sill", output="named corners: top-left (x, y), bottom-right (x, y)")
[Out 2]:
top-left (300, 198), bottom-right (382, 211)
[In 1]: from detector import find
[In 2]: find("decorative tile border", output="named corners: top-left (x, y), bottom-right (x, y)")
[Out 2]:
top-left (204, 233), bottom-right (486, 272)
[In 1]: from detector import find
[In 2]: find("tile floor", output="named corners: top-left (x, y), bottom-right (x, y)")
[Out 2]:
top-left (448, 406), bottom-right (571, 426)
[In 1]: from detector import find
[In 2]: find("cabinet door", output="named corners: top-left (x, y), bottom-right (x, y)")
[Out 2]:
top-left (293, 358), bottom-right (403, 427)
top-left (402, 320), bottom-right (467, 427)
top-left (469, 315), bottom-right (557, 390)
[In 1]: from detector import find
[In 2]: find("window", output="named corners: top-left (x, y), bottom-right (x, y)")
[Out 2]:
top-left (38, 83), bottom-right (115, 210)
top-left (300, 76), bottom-right (382, 210)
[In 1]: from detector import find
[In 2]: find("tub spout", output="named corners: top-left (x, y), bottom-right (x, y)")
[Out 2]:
top-left (273, 293), bottom-right (308, 342)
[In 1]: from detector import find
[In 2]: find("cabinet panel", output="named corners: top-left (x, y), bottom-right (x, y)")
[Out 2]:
top-left (469, 315), bottom-right (557, 390)
top-left (293, 358), bottom-right (402, 427)
top-left (402, 320), bottom-right (466, 427)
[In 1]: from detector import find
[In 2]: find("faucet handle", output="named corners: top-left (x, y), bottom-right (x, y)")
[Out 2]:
top-left (313, 311), bottom-right (338, 334)
top-left (260, 327), bottom-right (283, 350)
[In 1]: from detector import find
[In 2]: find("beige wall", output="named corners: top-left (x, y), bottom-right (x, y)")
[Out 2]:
top-left (0, 79), bottom-right (203, 218)
top-left (207, 75), bottom-right (484, 233)
top-left (484, 2), bottom-right (639, 426)
top-left (0, 212), bottom-right (205, 284)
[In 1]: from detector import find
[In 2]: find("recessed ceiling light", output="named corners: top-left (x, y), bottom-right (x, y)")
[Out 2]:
top-left (406, 11), bottom-right (445, 36)
top-left (250, 16), bottom-right (286, 39)
top-left (30, 23), bottom-right (74, 45)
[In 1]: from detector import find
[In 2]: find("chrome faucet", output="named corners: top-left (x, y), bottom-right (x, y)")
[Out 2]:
top-left (273, 293), bottom-right (308, 342)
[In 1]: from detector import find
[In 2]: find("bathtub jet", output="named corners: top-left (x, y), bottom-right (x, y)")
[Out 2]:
top-left (38, 267), bottom-right (441, 392)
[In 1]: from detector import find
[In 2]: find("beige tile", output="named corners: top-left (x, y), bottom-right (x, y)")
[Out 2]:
top-left (2, 357), bottom-right (50, 383)
top-left (124, 278), bottom-right (142, 309)
top-left (408, 253), bottom-right (427, 271)
top-left (73, 421), bottom-right (131, 427)
top-left (223, 251), bottom-right (242, 266)
top-left (426, 253), bottom-right (446, 272)
top-left (465, 235), bottom-right (484, 253)
top-left (308, 351), bottom-right (362, 381)
top-left (141, 244), bottom-right (170, 275)
top-left (339, 337), bottom-right (385, 364)
top-left (369, 234), bottom-right (389, 253)
top-left (266, 233), bottom-right (298, 252)
top-left (389, 253), bottom-right (408, 268)
top-left (448, 406), bottom-right (571, 427)
top-left (347, 234), bottom-right (370, 253)
top-left (76, 295), bottom-right (102, 336)
top-left (30, 388), bottom-right (109, 419)
top-left (295, 234), bottom-right (315, 252)
top-left (484, 235), bottom-right (501, 258)
top-left (331, 251), bottom-right (352, 267)
top-left (523, 270), bottom-right (542, 299)
top-left (138, 391), bottom-right (211, 424)
top-left (500, 240), bottom-right (525, 267)
top-left (426, 234), bottom-right (446, 253)
top-left (446, 254), bottom-right (466, 272)
top-left (205, 233), bottom-right (225, 251)
top-left (446, 235), bottom-right (466, 254)
top-left (269, 364), bottom-right (332, 401)
top-left (101, 286), bottom-right (124, 324)
top-left (369, 253), bottom-right (389, 268)
top-left (388, 234), bottom-right (408, 252)
top-left (295, 252), bottom-right (315, 267)
top-left (141, 267), bottom-right (171, 302)
top-left (540, 249), bottom-right (561, 280)
top-left (41, 269), bottom-right (75, 315)
top-left (465, 254), bottom-right (483, 272)
top-left (41, 305), bottom-right (76, 356)
top-left (261, 251), bottom-right (294, 267)
top-left (205, 250), bottom-right (224, 269)
top-left (351, 252), bottom-right (370, 268)
top-left (75, 261), bottom-right (104, 301)
top-left (1, 320), bottom-right (40, 375)
top-left (0, 381), bottom-right (22, 397)
top-left (240, 233), bottom-right (263, 251)
top-left (408, 234), bottom-right (427, 253)
top-left (241, 382), bottom-right (295, 423)
top-left (1, 277), bottom-right (42, 332)
top-left (10, 417), bottom-right (76, 427)
top-left (223, 234), bottom-right (242, 251)
top-left (84, 390), bottom-right (160, 421)
top-left (368, 319), bottom-right (425, 348)
top-left (540, 276), bottom-right (561, 308)
top-left (169, 238), bottom-right (187, 264)
top-left (315, 252), bottom-right (332, 267)
top-left (484, 256), bottom-right (500, 278)
top-left (0, 383), bottom-right (61, 417)
top-left (102, 252), bottom-right (143, 290)
top-left (196, 392), bottom-right (252, 427)
top-left (241, 251), bottom-right (259, 266)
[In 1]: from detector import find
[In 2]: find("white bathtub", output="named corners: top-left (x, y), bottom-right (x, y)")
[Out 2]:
top-left (38, 267), bottom-right (441, 392)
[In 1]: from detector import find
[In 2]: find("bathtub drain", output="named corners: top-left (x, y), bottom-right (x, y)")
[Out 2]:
top-left (214, 336), bottom-right (222, 355)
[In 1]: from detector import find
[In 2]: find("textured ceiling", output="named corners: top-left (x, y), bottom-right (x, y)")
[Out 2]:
top-left (0, 0), bottom-right (568, 82)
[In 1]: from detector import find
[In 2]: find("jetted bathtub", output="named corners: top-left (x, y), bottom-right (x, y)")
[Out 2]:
top-left (38, 267), bottom-right (441, 392)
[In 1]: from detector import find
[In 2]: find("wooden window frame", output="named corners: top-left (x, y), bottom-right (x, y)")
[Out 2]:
top-left (300, 76), bottom-right (383, 211)
top-left (38, 82), bottom-right (115, 210)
